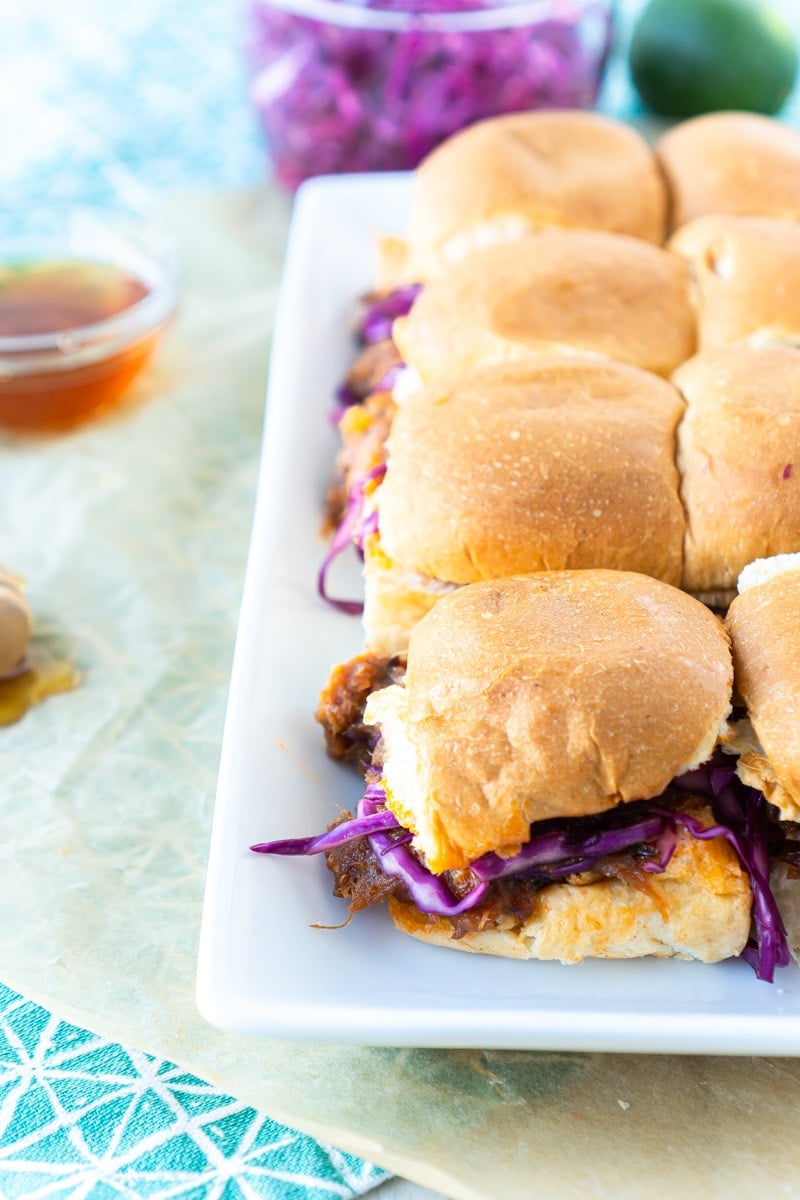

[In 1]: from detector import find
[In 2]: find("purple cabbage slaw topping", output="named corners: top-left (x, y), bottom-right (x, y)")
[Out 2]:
top-left (317, 462), bottom-right (386, 614)
top-left (358, 782), bottom-right (490, 916)
top-left (246, 0), bottom-right (614, 190)
top-left (251, 762), bottom-right (790, 978)
top-left (672, 753), bottom-right (790, 984)
top-left (358, 285), bottom-right (423, 345)
top-left (322, 282), bottom-right (419, 603)
top-left (330, 382), bottom-right (361, 425)
top-left (251, 806), bottom-right (400, 856)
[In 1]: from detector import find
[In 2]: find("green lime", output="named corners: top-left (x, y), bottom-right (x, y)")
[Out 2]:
top-left (629, 0), bottom-right (799, 118)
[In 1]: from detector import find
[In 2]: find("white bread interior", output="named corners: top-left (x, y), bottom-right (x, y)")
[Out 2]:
top-left (362, 550), bottom-right (457, 659)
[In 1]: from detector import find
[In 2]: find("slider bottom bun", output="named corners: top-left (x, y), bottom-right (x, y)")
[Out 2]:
top-left (386, 807), bottom-right (751, 964)
top-left (363, 552), bottom-right (456, 657)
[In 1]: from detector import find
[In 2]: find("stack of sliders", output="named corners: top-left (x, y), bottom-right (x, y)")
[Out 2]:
top-left (264, 571), bottom-right (783, 977)
top-left (258, 108), bottom-right (800, 979)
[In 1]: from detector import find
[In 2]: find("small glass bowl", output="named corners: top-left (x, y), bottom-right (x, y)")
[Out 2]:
top-left (0, 209), bottom-right (180, 432)
top-left (246, 0), bottom-right (616, 190)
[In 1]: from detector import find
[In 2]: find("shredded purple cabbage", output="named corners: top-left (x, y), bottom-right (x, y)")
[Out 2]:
top-left (251, 807), bottom-right (401, 856)
top-left (358, 786), bottom-right (490, 916)
top-left (246, 0), bottom-right (614, 190)
top-left (471, 810), bottom-right (667, 882)
top-left (253, 757), bottom-right (790, 979)
top-left (329, 382), bottom-right (361, 425)
top-left (317, 463), bottom-right (385, 614)
top-left (358, 285), bottom-right (423, 344)
top-left (673, 754), bottom-right (790, 983)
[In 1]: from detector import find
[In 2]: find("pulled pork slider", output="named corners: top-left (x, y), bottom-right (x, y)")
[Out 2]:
top-left (397, 110), bottom-right (667, 281)
top-left (361, 358), bottom-right (687, 656)
top-left (392, 229), bottom-right (696, 383)
top-left (656, 111), bottom-right (800, 233)
top-left (725, 555), bottom-right (800, 962)
top-left (672, 346), bottom-right (800, 603)
top-left (670, 215), bottom-right (800, 351)
top-left (300, 573), bottom-right (775, 968)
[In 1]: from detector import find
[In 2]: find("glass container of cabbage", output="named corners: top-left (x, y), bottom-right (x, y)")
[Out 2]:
top-left (246, 0), bottom-right (616, 190)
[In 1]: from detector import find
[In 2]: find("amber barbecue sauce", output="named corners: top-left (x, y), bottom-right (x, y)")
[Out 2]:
top-left (0, 258), bottom-right (156, 431)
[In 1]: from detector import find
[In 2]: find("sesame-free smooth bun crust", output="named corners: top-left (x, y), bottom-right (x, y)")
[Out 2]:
top-left (392, 230), bottom-right (695, 380)
top-left (656, 112), bottom-right (800, 232)
top-left (672, 346), bottom-right (800, 594)
top-left (669, 215), bottom-right (800, 351)
top-left (389, 573), bottom-right (732, 872)
top-left (376, 359), bottom-right (686, 590)
top-left (726, 566), bottom-right (800, 820)
top-left (407, 110), bottom-right (667, 276)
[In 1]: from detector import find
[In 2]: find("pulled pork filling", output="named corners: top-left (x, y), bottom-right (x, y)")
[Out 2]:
top-left (325, 792), bottom-right (689, 938)
top-left (315, 652), bottom-right (406, 769)
top-left (772, 820), bottom-right (800, 872)
top-left (343, 338), bottom-right (403, 404)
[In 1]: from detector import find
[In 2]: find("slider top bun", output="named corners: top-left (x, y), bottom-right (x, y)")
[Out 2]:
top-left (366, 572), bottom-right (732, 872)
top-left (672, 346), bottom-right (800, 596)
top-left (656, 111), bottom-right (800, 232)
top-left (669, 215), bottom-right (800, 351)
top-left (726, 555), bottom-right (800, 821)
top-left (392, 230), bottom-right (695, 381)
top-left (406, 110), bottom-right (667, 277)
top-left (375, 359), bottom-right (686, 588)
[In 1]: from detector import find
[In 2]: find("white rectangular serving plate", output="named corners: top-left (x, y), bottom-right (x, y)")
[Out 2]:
top-left (196, 174), bottom-right (800, 1053)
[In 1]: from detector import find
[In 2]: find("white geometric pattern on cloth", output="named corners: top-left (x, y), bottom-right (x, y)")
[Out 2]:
top-left (0, 983), bottom-right (388, 1200)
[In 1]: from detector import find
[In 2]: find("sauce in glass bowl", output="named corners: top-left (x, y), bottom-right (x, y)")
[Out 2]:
top-left (0, 211), bottom-right (180, 432)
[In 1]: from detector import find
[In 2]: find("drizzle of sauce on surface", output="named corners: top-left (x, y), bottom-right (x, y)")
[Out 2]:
top-left (0, 258), bottom-right (159, 431)
top-left (0, 639), bottom-right (81, 726)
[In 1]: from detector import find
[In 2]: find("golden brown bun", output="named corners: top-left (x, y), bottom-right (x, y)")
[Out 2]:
top-left (368, 573), bottom-right (732, 872)
top-left (393, 230), bottom-right (696, 380)
top-left (657, 112), bottom-right (800, 232)
top-left (388, 802), bottom-right (751, 963)
top-left (672, 347), bottom-right (800, 594)
top-left (670, 215), bottom-right (800, 350)
top-left (726, 561), bottom-right (800, 821)
top-left (406, 110), bottom-right (667, 277)
top-left (375, 359), bottom-right (686, 587)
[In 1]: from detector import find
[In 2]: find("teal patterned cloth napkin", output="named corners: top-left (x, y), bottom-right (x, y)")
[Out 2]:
top-left (0, 983), bottom-right (388, 1199)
